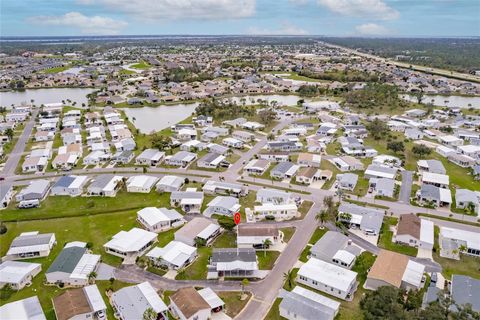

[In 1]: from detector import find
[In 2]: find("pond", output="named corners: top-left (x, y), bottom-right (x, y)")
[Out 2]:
top-left (401, 94), bottom-right (480, 109)
top-left (123, 103), bottom-right (199, 134)
top-left (0, 88), bottom-right (96, 109)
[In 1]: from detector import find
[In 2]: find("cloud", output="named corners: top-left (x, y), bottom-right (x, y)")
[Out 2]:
top-left (28, 12), bottom-right (128, 35)
top-left (317, 0), bottom-right (399, 20)
top-left (83, 0), bottom-right (256, 20)
top-left (247, 22), bottom-right (309, 35)
top-left (288, 0), bottom-right (309, 5)
top-left (355, 23), bottom-right (390, 35)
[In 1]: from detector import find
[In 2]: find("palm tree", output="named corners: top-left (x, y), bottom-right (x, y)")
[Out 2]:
top-left (241, 278), bottom-right (249, 294)
top-left (283, 269), bottom-right (295, 290)
top-left (142, 307), bottom-right (157, 320)
top-left (315, 210), bottom-right (329, 227)
top-left (262, 239), bottom-right (272, 257)
top-left (87, 271), bottom-right (97, 283)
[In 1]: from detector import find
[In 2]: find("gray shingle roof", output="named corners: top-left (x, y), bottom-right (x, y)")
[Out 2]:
top-left (280, 289), bottom-right (337, 320)
top-left (211, 248), bottom-right (256, 263)
top-left (47, 246), bottom-right (86, 274)
top-left (451, 275), bottom-right (480, 312)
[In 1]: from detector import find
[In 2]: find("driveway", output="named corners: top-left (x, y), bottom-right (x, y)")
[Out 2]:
top-left (399, 170), bottom-right (413, 203)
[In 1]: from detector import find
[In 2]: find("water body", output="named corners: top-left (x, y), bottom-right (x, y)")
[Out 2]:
top-left (124, 103), bottom-right (199, 134)
top-left (401, 94), bottom-right (480, 109)
top-left (0, 88), bottom-right (96, 108)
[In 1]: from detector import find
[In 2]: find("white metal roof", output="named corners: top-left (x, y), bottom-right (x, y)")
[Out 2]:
top-left (420, 219), bottom-right (434, 246)
top-left (332, 250), bottom-right (356, 265)
top-left (254, 203), bottom-right (298, 211)
top-left (297, 258), bottom-right (357, 292)
top-left (104, 228), bottom-right (157, 253)
top-left (440, 227), bottom-right (480, 250)
top-left (137, 282), bottom-right (168, 313)
top-left (216, 261), bottom-right (258, 271)
top-left (0, 296), bottom-right (46, 320)
top-left (422, 172), bottom-right (449, 185)
top-left (146, 241), bottom-right (196, 267)
top-left (402, 260), bottom-right (425, 288)
top-left (197, 224), bottom-right (220, 240)
top-left (70, 254), bottom-right (101, 280)
top-left (197, 288), bottom-right (224, 309)
top-left (292, 286), bottom-right (340, 311)
top-left (84, 285), bottom-right (107, 312)
top-left (0, 261), bottom-right (40, 284)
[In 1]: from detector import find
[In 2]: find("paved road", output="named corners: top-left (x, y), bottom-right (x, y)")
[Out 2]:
top-left (1, 108), bottom-right (38, 177)
top-left (399, 170), bottom-right (413, 203)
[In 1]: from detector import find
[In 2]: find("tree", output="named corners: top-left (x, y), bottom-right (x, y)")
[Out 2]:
top-left (360, 286), bottom-right (410, 320)
top-left (143, 307), bottom-right (157, 320)
top-left (150, 134), bottom-right (171, 151)
top-left (4, 128), bottom-right (14, 141)
top-left (405, 289), bottom-right (422, 312)
top-left (315, 211), bottom-right (329, 226)
top-left (87, 271), bottom-right (97, 283)
top-left (0, 223), bottom-right (7, 235)
top-left (366, 119), bottom-right (390, 140)
top-left (387, 141), bottom-right (405, 154)
top-left (283, 269), bottom-right (296, 290)
top-left (412, 144), bottom-right (431, 157)
top-left (465, 202), bottom-right (476, 216)
top-left (262, 239), bottom-right (272, 257)
top-left (258, 109), bottom-right (276, 126)
top-left (241, 278), bottom-right (249, 294)
top-left (194, 237), bottom-right (207, 247)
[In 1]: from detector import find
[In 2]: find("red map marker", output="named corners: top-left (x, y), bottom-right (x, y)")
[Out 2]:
top-left (234, 212), bottom-right (241, 225)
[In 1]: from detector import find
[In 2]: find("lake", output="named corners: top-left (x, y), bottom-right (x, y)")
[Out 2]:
top-left (0, 88), bottom-right (96, 108)
top-left (401, 94), bottom-right (480, 109)
top-left (123, 103), bottom-right (199, 134)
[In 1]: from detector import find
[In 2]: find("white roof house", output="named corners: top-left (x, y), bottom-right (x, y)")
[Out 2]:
top-left (252, 203), bottom-right (299, 221)
top-left (156, 175), bottom-right (184, 192)
top-left (126, 175), bottom-right (159, 193)
top-left (146, 241), bottom-right (197, 269)
top-left (439, 227), bottom-right (480, 259)
top-left (402, 260), bottom-right (425, 289)
top-left (137, 207), bottom-right (185, 232)
top-left (6, 232), bottom-right (56, 260)
top-left (420, 219), bottom-right (434, 249)
top-left (111, 282), bottom-right (168, 320)
top-left (297, 258), bottom-right (357, 300)
top-left (104, 228), bottom-right (157, 261)
top-left (421, 172), bottom-right (449, 187)
top-left (280, 286), bottom-right (340, 320)
top-left (0, 296), bottom-right (46, 320)
top-left (0, 261), bottom-right (42, 290)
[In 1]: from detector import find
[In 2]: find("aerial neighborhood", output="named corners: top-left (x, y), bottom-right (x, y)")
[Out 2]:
top-left (0, 35), bottom-right (479, 320)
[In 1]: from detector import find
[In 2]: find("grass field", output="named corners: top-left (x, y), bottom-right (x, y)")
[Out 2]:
top-left (1, 190), bottom-right (170, 222)
top-left (280, 227), bottom-right (295, 243)
top-left (257, 251), bottom-right (280, 269)
top-left (299, 227), bottom-right (328, 262)
top-left (42, 65), bottom-right (70, 74)
top-left (175, 247), bottom-right (211, 280)
top-left (264, 298), bottom-right (283, 320)
top-left (218, 292), bottom-right (252, 318)
top-left (130, 60), bottom-right (151, 69)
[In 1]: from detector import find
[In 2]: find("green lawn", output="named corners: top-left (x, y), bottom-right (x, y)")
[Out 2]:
top-left (378, 217), bottom-right (418, 257)
top-left (212, 231), bottom-right (237, 248)
top-left (130, 60), bottom-right (151, 69)
top-left (0, 209), bottom-right (143, 318)
top-left (280, 227), bottom-right (295, 243)
top-left (42, 65), bottom-right (70, 74)
top-left (257, 251), bottom-right (280, 270)
top-left (299, 227), bottom-right (328, 262)
top-left (264, 298), bottom-right (283, 320)
top-left (1, 190), bottom-right (170, 222)
top-left (218, 292), bottom-right (252, 318)
top-left (320, 160), bottom-right (340, 190)
top-left (175, 247), bottom-right (211, 280)
top-left (297, 200), bottom-right (313, 219)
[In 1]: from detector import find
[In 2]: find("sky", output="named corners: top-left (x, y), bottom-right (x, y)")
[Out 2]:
top-left (1, 0), bottom-right (479, 37)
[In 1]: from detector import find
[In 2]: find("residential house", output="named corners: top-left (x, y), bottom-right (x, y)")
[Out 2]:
top-left (336, 173), bottom-right (358, 191)
top-left (146, 241), bottom-right (197, 270)
top-left (156, 175), bottom-right (185, 193)
top-left (0, 261), bottom-right (42, 290)
top-left (137, 207), bottom-right (185, 233)
top-left (439, 227), bottom-right (480, 259)
top-left (266, 141), bottom-right (302, 152)
top-left (448, 153), bottom-right (476, 168)
top-left (111, 282), bottom-right (168, 320)
top-left (337, 203), bottom-right (384, 235)
top-left (421, 172), bottom-right (449, 189)
top-left (417, 184), bottom-right (452, 208)
top-left (364, 165), bottom-right (398, 180)
top-left (296, 167), bottom-right (324, 185)
top-left (202, 180), bottom-right (247, 197)
top-left (232, 130), bottom-right (255, 143)
top-left (165, 151), bottom-right (197, 167)
top-left (46, 244), bottom-right (100, 286)
top-left (52, 285), bottom-right (106, 320)
top-left (331, 156), bottom-right (364, 172)
top-left (169, 287), bottom-right (221, 320)
top-left (310, 231), bottom-right (361, 269)
top-left (450, 275), bottom-right (480, 313)
top-left (237, 225), bottom-right (280, 249)
top-left (0, 183), bottom-right (14, 209)
top-left (113, 150), bottom-right (135, 164)
top-left (394, 214), bottom-right (434, 250)
top-left (244, 159), bottom-right (270, 175)
top-left (209, 248), bottom-right (259, 278)
top-left (22, 156), bottom-right (48, 173)
top-left (6, 232), bottom-right (56, 260)
top-left (270, 162), bottom-right (299, 180)
top-left (279, 286), bottom-right (340, 320)
top-left (256, 188), bottom-right (294, 205)
top-left (87, 175), bottom-right (123, 197)
top-left (197, 152), bottom-right (227, 169)
top-left (203, 196), bottom-right (240, 218)
top-left (174, 217), bottom-right (221, 247)
top-left (369, 178), bottom-right (396, 198)
top-left (51, 175), bottom-right (88, 197)
top-left (455, 189), bottom-right (480, 214)
top-left (15, 180), bottom-right (50, 203)
top-left (365, 250), bottom-right (425, 291)
top-left (170, 189), bottom-right (204, 214)
top-left (252, 203), bottom-right (298, 221)
top-left (104, 228), bottom-right (157, 262)
top-left (135, 149), bottom-right (165, 166)
top-left (417, 160), bottom-right (446, 174)
top-left (297, 153), bottom-right (321, 168)
top-left (222, 137), bottom-right (244, 149)
top-left (297, 258), bottom-right (358, 300)
top-left (126, 175), bottom-right (158, 193)
top-left (0, 296), bottom-right (46, 320)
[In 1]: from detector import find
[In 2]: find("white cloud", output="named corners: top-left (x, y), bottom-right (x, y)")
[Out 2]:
top-left (355, 23), bottom-right (389, 35)
top-left (288, 0), bottom-right (309, 5)
top-left (247, 22), bottom-right (309, 35)
top-left (85, 0), bottom-right (255, 20)
top-left (317, 0), bottom-right (399, 20)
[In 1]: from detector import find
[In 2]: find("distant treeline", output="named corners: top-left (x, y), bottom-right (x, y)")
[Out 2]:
top-left (325, 37), bottom-right (480, 74)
